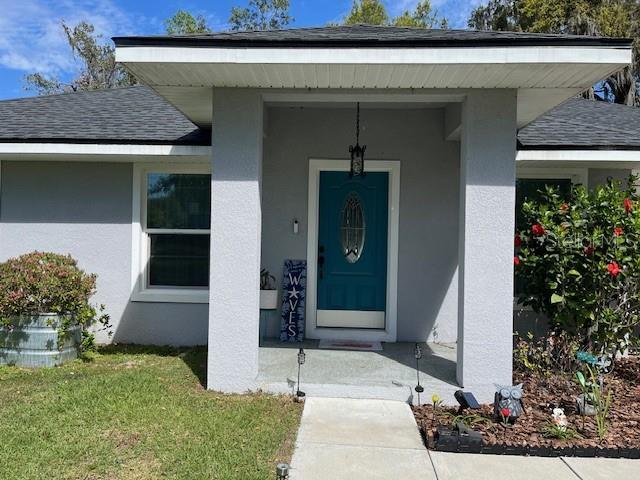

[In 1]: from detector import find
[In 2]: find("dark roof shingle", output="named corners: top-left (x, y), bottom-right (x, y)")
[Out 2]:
top-left (113, 24), bottom-right (631, 48)
top-left (518, 98), bottom-right (640, 150)
top-left (0, 86), bottom-right (210, 145)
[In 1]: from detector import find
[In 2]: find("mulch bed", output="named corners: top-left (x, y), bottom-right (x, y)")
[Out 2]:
top-left (412, 357), bottom-right (640, 457)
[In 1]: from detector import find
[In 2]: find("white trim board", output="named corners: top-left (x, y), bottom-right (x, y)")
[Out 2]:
top-left (117, 46), bottom-right (631, 66)
top-left (0, 143), bottom-right (210, 158)
top-left (305, 159), bottom-right (400, 343)
top-left (517, 149), bottom-right (640, 163)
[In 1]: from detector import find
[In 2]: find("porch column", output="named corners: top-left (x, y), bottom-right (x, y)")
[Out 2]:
top-left (208, 88), bottom-right (263, 392)
top-left (457, 90), bottom-right (516, 398)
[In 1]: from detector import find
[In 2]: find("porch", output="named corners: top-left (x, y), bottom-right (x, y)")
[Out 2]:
top-left (258, 340), bottom-right (458, 403)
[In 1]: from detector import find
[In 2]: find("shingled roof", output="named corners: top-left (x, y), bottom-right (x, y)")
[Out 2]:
top-left (1, 84), bottom-right (639, 151)
top-left (518, 97), bottom-right (640, 151)
top-left (113, 24), bottom-right (631, 48)
top-left (0, 86), bottom-right (209, 145)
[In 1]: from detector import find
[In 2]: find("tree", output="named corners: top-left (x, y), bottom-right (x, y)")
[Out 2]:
top-left (229, 0), bottom-right (292, 31)
top-left (392, 0), bottom-right (447, 28)
top-left (344, 0), bottom-right (389, 25)
top-left (24, 21), bottom-right (136, 95)
top-left (165, 10), bottom-right (210, 35)
top-left (468, 0), bottom-right (640, 105)
top-left (515, 177), bottom-right (640, 354)
top-left (342, 0), bottom-right (446, 28)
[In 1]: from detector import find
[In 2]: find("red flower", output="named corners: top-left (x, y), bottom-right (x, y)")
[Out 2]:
top-left (531, 223), bottom-right (545, 236)
top-left (514, 235), bottom-right (522, 247)
top-left (624, 198), bottom-right (633, 213)
top-left (500, 407), bottom-right (511, 418)
top-left (560, 203), bottom-right (569, 213)
top-left (614, 227), bottom-right (624, 237)
top-left (607, 262), bottom-right (621, 278)
top-left (514, 256), bottom-right (520, 266)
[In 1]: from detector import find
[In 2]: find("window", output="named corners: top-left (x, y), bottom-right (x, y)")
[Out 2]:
top-left (514, 168), bottom-right (587, 301)
top-left (132, 165), bottom-right (211, 303)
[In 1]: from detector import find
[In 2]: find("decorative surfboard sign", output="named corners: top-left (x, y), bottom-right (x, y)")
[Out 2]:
top-left (279, 260), bottom-right (307, 342)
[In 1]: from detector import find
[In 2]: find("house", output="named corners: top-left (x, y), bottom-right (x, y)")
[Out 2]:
top-left (0, 25), bottom-right (634, 401)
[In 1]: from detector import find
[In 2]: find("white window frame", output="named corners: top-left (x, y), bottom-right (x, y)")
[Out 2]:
top-left (131, 163), bottom-right (211, 303)
top-left (514, 166), bottom-right (588, 310)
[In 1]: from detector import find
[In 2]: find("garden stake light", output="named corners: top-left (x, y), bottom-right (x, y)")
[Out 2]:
top-left (296, 347), bottom-right (306, 402)
top-left (414, 343), bottom-right (424, 405)
top-left (276, 463), bottom-right (289, 479)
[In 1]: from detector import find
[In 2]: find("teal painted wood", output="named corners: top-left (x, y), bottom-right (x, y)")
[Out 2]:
top-left (0, 314), bottom-right (81, 367)
top-left (318, 171), bottom-right (389, 311)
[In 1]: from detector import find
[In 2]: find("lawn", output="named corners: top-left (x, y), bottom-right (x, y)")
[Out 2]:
top-left (0, 346), bottom-right (302, 480)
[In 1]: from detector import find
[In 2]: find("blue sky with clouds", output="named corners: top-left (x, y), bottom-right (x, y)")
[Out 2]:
top-left (0, 0), bottom-right (482, 100)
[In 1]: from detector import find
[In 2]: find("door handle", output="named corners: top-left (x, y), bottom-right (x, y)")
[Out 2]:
top-left (318, 246), bottom-right (325, 279)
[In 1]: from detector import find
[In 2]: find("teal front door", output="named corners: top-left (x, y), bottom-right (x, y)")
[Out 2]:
top-left (317, 171), bottom-right (388, 329)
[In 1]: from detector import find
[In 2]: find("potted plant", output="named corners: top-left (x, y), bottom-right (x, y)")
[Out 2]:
top-left (259, 268), bottom-right (278, 310)
top-left (0, 252), bottom-right (110, 367)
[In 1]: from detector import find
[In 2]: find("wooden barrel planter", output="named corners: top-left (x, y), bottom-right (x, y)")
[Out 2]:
top-left (0, 314), bottom-right (81, 368)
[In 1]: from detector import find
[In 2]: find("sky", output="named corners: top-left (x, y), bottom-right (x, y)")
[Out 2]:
top-left (0, 0), bottom-right (483, 100)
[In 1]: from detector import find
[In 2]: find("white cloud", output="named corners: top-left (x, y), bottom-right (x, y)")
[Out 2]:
top-left (0, 0), bottom-right (142, 78)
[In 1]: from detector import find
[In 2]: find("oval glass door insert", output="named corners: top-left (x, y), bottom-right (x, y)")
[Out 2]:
top-left (341, 192), bottom-right (366, 263)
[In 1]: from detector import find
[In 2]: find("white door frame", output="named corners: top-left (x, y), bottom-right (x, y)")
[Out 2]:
top-left (306, 159), bottom-right (400, 342)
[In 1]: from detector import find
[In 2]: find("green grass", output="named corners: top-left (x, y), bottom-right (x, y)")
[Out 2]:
top-left (0, 345), bottom-right (302, 480)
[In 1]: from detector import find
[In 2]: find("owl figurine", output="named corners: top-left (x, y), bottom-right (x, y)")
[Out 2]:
top-left (493, 384), bottom-right (524, 423)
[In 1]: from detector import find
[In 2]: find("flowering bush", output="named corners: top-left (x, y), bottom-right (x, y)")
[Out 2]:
top-left (0, 252), bottom-right (110, 350)
top-left (515, 176), bottom-right (640, 354)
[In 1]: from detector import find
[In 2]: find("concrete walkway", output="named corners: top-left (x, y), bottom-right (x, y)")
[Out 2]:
top-left (289, 397), bottom-right (639, 480)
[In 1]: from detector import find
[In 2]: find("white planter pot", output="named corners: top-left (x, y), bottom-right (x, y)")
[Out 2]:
top-left (260, 290), bottom-right (279, 310)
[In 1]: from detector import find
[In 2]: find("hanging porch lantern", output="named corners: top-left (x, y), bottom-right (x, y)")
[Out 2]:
top-left (349, 102), bottom-right (366, 177)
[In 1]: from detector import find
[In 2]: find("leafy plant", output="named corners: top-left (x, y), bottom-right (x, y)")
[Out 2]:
top-left (444, 411), bottom-right (490, 428)
top-left (576, 365), bottom-right (613, 440)
top-left (260, 269), bottom-right (276, 290)
top-left (513, 331), bottom-right (580, 375)
top-left (0, 252), bottom-right (111, 351)
top-left (542, 422), bottom-right (581, 440)
top-left (515, 176), bottom-right (640, 355)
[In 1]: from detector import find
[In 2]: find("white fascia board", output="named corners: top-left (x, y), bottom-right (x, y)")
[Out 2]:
top-left (0, 143), bottom-right (211, 159)
top-left (117, 45), bottom-right (631, 66)
top-left (517, 149), bottom-right (640, 163)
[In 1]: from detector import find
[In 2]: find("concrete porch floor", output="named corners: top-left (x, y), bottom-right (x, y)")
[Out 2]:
top-left (257, 340), bottom-right (459, 404)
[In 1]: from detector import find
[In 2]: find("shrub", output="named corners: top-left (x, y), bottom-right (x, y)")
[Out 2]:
top-left (0, 251), bottom-right (110, 350)
top-left (515, 176), bottom-right (640, 355)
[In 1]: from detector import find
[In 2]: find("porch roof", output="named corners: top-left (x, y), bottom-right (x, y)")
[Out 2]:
top-left (113, 24), bottom-right (632, 128)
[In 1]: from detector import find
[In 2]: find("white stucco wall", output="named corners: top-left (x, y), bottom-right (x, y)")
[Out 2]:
top-left (0, 161), bottom-right (208, 345)
top-left (261, 106), bottom-right (460, 343)
top-left (208, 89), bottom-right (263, 391)
top-left (457, 90), bottom-right (517, 394)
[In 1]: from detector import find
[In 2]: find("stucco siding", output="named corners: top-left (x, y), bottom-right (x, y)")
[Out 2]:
top-left (0, 160), bottom-right (207, 345)
top-left (261, 107), bottom-right (460, 342)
